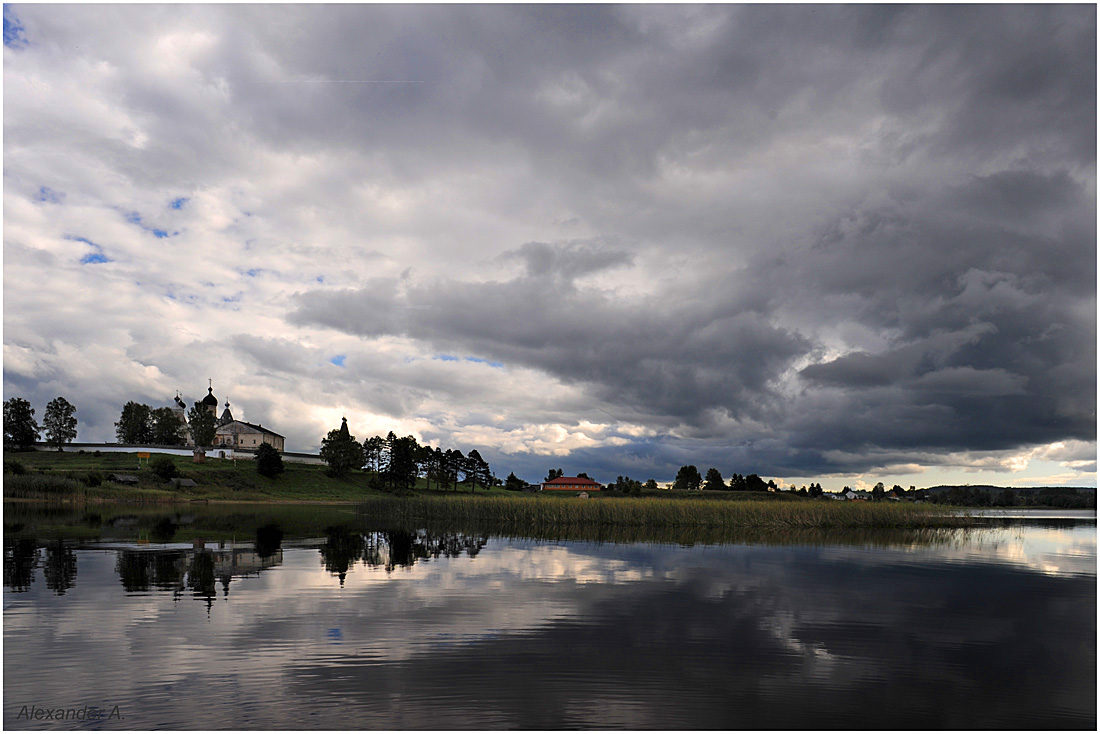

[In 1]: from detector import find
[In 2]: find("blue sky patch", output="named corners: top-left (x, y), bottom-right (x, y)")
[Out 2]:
top-left (37, 186), bottom-right (63, 203)
top-left (243, 268), bottom-right (262, 277)
top-left (69, 236), bottom-right (112, 264)
top-left (126, 212), bottom-right (143, 224)
top-left (436, 354), bottom-right (459, 362)
top-left (330, 355), bottom-right (347, 367)
top-left (4, 6), bottom-right (28, 48)
top-left (169, 197), bottom-right (188, 210)
top-left (153, 229), bottom-right (169, 238)
top-left (466, 356), bottom-right (505, 368)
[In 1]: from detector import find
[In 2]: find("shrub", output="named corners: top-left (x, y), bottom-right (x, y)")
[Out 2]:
top-left (151, 456), bottom-right (179, 481)
top-left (4, 459), bottom-right (26, 475)
top-left (82, 471), bottom-right (103, 487)
top-left (255, 443), bottom-right (285, 479)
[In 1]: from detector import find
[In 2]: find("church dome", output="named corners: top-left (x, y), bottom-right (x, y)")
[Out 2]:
top-left (202, 387), bottom-right (219, 407)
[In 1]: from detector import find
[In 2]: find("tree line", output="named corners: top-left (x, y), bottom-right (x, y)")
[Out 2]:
top-left (113, 400), bottom-right (216, 447)
top-left (3, 397), bottom-right (77, 451)
top-left (318, 419), bottom-right (494, 492)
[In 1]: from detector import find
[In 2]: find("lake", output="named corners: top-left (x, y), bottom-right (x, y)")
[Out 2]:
top-left (4, 503), bottom-right (1095, 729)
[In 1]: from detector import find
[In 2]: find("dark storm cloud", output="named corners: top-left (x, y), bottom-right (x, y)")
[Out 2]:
top-left (290, 244), bottom-right (811, 431)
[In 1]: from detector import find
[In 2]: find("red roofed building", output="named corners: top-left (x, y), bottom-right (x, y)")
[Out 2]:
top-left (541, 476), bottom-right (602, 492)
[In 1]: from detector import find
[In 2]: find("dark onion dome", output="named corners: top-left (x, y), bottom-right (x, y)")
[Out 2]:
top-left (202, 387), bottom-right (219, 407)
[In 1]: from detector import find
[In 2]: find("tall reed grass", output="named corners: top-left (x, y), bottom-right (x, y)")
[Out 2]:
top-left (5, 474), bottom-right (86, 498)
top-left (357, 495), bottom-right (966, 530)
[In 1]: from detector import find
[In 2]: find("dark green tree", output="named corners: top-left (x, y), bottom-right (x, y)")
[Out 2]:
top-left (116, 401), bottom-right (153, 444)
top-left (644, 478), bottom-right (658, 490)
top-left (255, 442), bottom-right (285, 478)
top-left (545, 468), bottom-right (564, 481)
top-left (446, 449), bottom-right (465, 491)
top-left (4, 397), bottom-right (40, 450)
top-left (465, 449), bottom-right (490, 491)
top-left (673, 465), bottom-right (703, 491)
top-left (387, 435), bottom-right (420, 490)
top-left (320, 418), bottom-right (365, 478)
top-left (744, 473), bottom-right (768, 492)
top-left (504, 471), bottom-right (525, 491)
top-left (151, 456), bottom-right (179, 481)
top-left (872, 482), bottom-right (886, 501)
top-left (363, 435), bottom-right (384, 475)
top-left (42, 397), bottom-right (77, 450)
top-left (150, 407), bottom-right (185, 445)
top-left (703, 467), bottom-right (726, 491)
top-left (187, 402), bottom-right (217, 447)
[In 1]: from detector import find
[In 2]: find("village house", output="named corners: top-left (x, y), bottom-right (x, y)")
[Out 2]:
top-left (541, 476), bottom-right (602, 492)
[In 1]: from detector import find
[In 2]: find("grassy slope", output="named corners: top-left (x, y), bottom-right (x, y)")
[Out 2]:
top-left (4, 450), bottom-right (513, 502)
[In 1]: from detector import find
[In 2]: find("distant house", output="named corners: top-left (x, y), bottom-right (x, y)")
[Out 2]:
top-left (541, 476), bottom-right (602, 492)
top-left (168, 478), bottom-right (197, 488)
top-left (107, 473), bottom-right (139, 485)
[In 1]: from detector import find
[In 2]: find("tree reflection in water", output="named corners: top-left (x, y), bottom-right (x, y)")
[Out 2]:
top-left (43, 540), bottom-right (77, 595)
top-left (4, 538), bottom-right (39, 592)
top-left (320, 526), bottom-right (489, 582)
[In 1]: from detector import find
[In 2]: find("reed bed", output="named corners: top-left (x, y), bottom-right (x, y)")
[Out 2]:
top-left (357, 495), bottom-right (968, 530)
top-left (4, 474), bottom-right (87, 498)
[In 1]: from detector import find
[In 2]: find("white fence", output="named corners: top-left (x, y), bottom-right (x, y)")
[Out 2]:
top-left (34, 443), bottom-right (325, 466)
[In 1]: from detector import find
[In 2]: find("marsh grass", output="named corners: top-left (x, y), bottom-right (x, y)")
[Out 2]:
top-left (357, 495), bottom-right (967, 530)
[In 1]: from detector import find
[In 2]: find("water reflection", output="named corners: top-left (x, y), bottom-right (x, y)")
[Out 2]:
top-left (3, 507), bottom-right (1095, 729)
top-left (4, 538), bottom-right (38, 592)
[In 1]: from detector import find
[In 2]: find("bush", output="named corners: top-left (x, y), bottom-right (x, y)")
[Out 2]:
top-left (151, 457), bottom-right (179, 481)
top-left (82, 471), bottom-right (103, 487)
top-left (255, 443), bottom-right (285, 479)
top-left (4, 459), bottom-right (26, 475)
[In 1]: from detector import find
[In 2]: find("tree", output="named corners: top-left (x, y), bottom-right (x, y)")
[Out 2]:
top-left (744, 473), bottom-right (768, 492)
top-left (151, 456), bottom-right (179, 481)
top-left (255, 442), bottom-right (285, 478)
top-left (872, 482), bottom-right (886, 501)
top-left (150, 407), bottom-right (185, 445)
top-left (116, 401), bottom-right (153, 444)
top-left (703, 467), bottom-right (726, 491)
top-left (465, 449), bottom-right (490, 491)
top-left (446, 449), bottom-right (465, 491)
top-left (4, 397), bottom-right (40, 450)
top-left (673, 465), bottom-right (703, 490)
top-left (644, 479), bottom-right (658, 490)
top-left (363, 435), bottom-right (384, 475)
top-left (42, 397), bottom-right (78, 450)
top-left (728, 473), bottom-right (746, 491)
top-left (187, 402), bottom-right (217, 447)
top-left (545, 468), bottom-right (563, 482)
top-left (504, 471), bottom-right (525, 491)
top-left (320, 418), bottom-right (365, 478)
top-left (387, 435), bottom-right (420, 490)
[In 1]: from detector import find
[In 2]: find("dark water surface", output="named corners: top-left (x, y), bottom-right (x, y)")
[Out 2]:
top-left (4, 504), bottom-right (1095, 729)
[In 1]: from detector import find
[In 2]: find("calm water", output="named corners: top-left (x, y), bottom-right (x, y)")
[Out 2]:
top-left (3, 505), bottom-right (1095, 729)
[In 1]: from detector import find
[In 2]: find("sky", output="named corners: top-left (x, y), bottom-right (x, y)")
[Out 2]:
top-left (3, 4), bottom-right (1096, 489)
